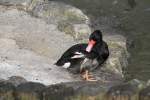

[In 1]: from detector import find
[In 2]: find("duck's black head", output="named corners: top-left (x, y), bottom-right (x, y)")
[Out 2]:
top-left (86, 30), bottom-right (103, 52)
top-left (89, 30), bottom-right (102, 42)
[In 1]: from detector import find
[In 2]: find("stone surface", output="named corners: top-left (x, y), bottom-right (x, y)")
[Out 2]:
top-left (31, 1), bottom-right (89, 24)
top-left (43, 83), bottom-right (74, 100)
top-left (0, 0), bottom-right (149, 100)
top-left (30, 1), bottom-right (91, 40)
top-left (0, 7), bottom-right (76, 85)
top-left (0, 80), bottom-right (148, 100)
top-left (103, 35), bottom-right (128, 77)
top-left (0, 1), bottom-right (128, 85)
top-left (7, 76), bottom-right (28, 86)
top-left (0, 0), bottom-right (31, 5)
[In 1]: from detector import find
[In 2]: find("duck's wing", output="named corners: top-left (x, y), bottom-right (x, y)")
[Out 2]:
top-left (70, 52), bottom-right (85, 59)
top-left (55, 44), bottom-right (87, 66)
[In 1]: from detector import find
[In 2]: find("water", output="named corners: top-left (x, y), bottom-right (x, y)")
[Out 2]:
top-left (51, 0), bottom-right (150, 81)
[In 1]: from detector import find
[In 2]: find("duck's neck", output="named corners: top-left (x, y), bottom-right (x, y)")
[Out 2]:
top-left (95, 40), bottom-right (103, 46)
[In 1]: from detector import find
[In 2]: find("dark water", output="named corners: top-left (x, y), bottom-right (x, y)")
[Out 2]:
top-left (51, 0), bottom-right (150, 81)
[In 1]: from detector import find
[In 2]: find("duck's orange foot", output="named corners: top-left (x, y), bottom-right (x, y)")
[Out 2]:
top-left (81, 70), bottom-right (97, 81)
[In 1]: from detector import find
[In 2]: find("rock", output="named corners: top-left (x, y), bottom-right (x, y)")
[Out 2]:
top-left (15, 82), bottom-right (46, 100)
top-left (0, 81), bottom-right (15, 100)
top-left (139, 86), bottom-right (150, 100)
top-left (43, 83), bottom-right (74, 100)
top-left (31, 1), bottom-right (91, 40)
top-left (106, 79), bottom-right (145, 100)
top-left (147, 80), bottom-right (150, 86)
top-left (127, 0), bottom-right (136, 9)
top-left (7, 76), bottom-right (28, 86)
top-left (0, 1), bottom-right (128, 85)
top-left (27, 0), bottom-right (48, 11)
top-left (31, 1), bottom-right (89, 24)
top-left (43, 81), bottom-right (108, 100)
top-left (102, 35), bottom-right (129, 77)
top-left (58, 21), bottom-right (91, 40)
top-left (0, 8), bottom-right (76, 85)
top-left (73, 24), bottom-right (91, 40)
top-left (0, 0), bottom-right (32, 6)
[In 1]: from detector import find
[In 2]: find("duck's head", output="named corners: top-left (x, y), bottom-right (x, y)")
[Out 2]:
top-left (86, 30), bottom-right (102, 52)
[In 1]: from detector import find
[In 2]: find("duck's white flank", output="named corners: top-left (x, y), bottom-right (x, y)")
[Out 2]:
top-left (63, 62), bottom-right (71, 68)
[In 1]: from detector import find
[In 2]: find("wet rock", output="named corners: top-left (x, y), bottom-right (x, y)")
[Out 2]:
top-left (0, 81), bottom-right (15, 100)
top-left (15, 82), bottom-right (46, 100)
top-left (43, 83), bottom-right (74, 100)
top-left (127, 0), bottom-right (136, 9)
top-left (107, 79), bottom-right (143, 100)
top-left (139, 86), bottom-right (150, 100)
top-left (43, 81), bottom-right (108, 100)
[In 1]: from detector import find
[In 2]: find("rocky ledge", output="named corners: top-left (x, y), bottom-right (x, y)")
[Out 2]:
top-left (0, 79), bottom-right (150, 100)
top-left (0, 0), bottom-right (145, 100)
top-left (0, 0), bottom-right (128, 85)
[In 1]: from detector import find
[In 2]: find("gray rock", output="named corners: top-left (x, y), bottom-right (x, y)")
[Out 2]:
top-left (7, 76), bottom-right (28, 86)
top-left (27, 0), bottom-right (46, 11)
top-left (31, 1), bottom-right (91, 40)
top-left (31, 1), bottom-right (89, 24)
top-left (43, 83), bottom-right (74, 100)
top-left (43, 81), bottom-right (108, 100)
top-left (0, 8), bottom-right (76, 85)
top-left (103, 35), bottom-right (129, 77)
top-left (0, 0), bottom-right (31, 6)
top-left (0, 2), bottom-right (128, 85)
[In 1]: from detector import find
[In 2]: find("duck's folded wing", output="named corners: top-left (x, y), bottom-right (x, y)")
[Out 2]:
top-left (71, 52), bottom-right (85, 59)
top-left (55, 51), bottom-right (85, 66)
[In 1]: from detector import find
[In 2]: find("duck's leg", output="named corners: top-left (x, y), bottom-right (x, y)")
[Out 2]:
top-left (81, 70), bottom-right (97, 81)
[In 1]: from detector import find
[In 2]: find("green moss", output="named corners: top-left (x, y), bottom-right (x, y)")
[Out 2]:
top-left (28, 0), bottom-right (37, 9)
top-left (57, 20), bottom-right (75, 38)
top-left (43, 10), bottom-right (50, 17)
top-left (63, 11), bottom-right (85, 23)
top-left (67, 8), bottom-right (85, 23)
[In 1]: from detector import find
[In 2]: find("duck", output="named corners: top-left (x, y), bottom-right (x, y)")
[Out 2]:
top-left (55, 30), bottom-right (109, 81)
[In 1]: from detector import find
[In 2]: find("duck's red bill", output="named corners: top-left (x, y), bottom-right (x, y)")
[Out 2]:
top-left (86, 40), bottom-right (96, 52)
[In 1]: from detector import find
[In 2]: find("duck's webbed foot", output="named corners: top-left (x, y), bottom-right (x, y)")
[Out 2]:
top-left (81, 70), bottom-right (97, 81)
